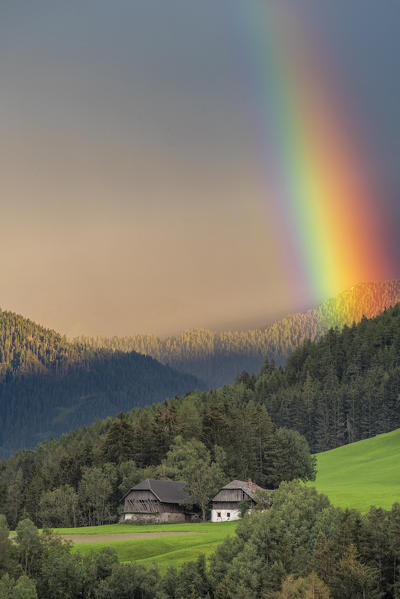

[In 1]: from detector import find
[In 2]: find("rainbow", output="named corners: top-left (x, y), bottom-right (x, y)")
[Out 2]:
top-left (237, 2), bottom-right (392, 301)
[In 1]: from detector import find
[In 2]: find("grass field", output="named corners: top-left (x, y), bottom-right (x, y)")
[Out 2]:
top-left (56, 522), bottom-right (225, 535)
top-left (310, 428), bottom-right (400, 512)
top-left (54, 521), bottom-right (238, 572)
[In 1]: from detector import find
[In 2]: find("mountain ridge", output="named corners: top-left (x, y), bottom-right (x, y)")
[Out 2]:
top-left (0, 309), bottom-right (201, 457)
top-left (2, 301), bottom-right (400, 530)
top-left (76, 280), bottom-right (400, 387)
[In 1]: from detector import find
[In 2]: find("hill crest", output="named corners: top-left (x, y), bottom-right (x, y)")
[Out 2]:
top-left (0, 309), bottom-right (201, 457)
top-left (76, 280), bottom-right (400, 387)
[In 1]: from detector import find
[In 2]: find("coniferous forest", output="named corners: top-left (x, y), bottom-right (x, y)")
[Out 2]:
top-left (2, 304), bottom-right (400, 597)
top-left (77, 280), bottom-right (400, 387)
top-left (257, 302), bottom-right (400, 452)
top-left (0, 309), bottom-right (201, 457)
top-left (1, 282), bottom-right (399, 456)
top-left (2, 304), bottom-right (400, 531)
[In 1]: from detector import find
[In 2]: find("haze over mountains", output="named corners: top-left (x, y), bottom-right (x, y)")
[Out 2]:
top-left (3, 294), bottom-right (400, 532)
top-left (0, 310), bottom-right (200, 457)
top-left (77, 280), bottom-right (400, 387)
top-left (1, 279), bottom-right (399, 457)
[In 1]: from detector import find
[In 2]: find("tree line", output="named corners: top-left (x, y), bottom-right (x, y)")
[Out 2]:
top-left (1, 280), bottom-right (399, 458)
top-left (2, 483), bottom-right (400, 598)
top-left (76, 280), bottom-right (400, 386)
top-left (254, 303), bottom-right (400, 452)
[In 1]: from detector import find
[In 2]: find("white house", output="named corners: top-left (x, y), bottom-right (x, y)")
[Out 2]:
top-left (211, 479), bottom-right (270, 522)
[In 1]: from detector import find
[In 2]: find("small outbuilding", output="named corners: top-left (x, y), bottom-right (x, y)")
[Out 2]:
top-left (211, 479), bottom-right (270, 522)
top-left (121, 479), bottom-right (193, 523)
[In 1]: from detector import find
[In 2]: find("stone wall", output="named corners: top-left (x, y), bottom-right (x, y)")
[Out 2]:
top-left (121, 511), bottom-right (186, 524)
top-left (160, 512), bottom-right (187, 523)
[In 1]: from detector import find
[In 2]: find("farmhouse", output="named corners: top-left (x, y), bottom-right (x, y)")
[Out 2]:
top-left (121, 479), bottom-right (192, 523)
top-left (211, 479), bottom-right (270, 522)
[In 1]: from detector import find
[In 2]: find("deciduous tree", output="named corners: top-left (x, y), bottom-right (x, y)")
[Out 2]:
top-left (163, 436), bottom-right (227, 521)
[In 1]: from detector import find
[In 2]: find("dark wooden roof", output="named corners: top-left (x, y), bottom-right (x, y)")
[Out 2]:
top-left (127, 479), bottom-right (191, 503)
top-left (212, 479), bottom-right (271, 502)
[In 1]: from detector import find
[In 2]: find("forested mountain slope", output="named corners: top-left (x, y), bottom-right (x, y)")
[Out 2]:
top-left (3, 304), bottom-right (400, 529)
top-left (77, 280), bottom-right (400, 387)
top-left (0, 309), bottom-right (201, 457)
top-left (256, 303), bottom-right (400, 452)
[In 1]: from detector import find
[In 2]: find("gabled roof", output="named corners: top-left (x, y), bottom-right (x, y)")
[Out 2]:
top-left (212, 479), bottom-right (272, 501)
top-left (127, 479), bottom-right (191, 503)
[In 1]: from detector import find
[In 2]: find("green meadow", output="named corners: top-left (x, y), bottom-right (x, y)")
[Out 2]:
top-left (55, 521), bottom-right (237, 572)
top-left (310, 428), bottom-right (400, 512)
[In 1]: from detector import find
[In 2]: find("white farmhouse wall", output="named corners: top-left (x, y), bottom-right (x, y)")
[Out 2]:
top-left (211, 508), bottom-right (240, 522)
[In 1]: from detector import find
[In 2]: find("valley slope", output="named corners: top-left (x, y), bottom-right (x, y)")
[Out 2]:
top-left (0, 309), bottom-right (201, 457)
top-left (2, 304), bottom-right (400, 529)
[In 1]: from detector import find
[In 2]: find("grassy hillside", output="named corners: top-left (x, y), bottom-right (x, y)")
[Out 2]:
top-left (311, 428), bottom-right (400, 512)
top-left (77, 280), bottom-right (400, 386)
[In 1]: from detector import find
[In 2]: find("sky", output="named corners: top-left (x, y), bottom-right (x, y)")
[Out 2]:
top-left (1, 0), bottom-right (400, 337)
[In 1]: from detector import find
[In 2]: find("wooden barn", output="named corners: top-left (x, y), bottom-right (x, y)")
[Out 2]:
top-left (211, 479), bottom-right (270, 522)
top-left (121, 479), bottom-right (193, 523)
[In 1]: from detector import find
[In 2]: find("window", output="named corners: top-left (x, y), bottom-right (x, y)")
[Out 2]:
top-left (227, 512), bottom-right (230, 518)
top-left (217, 512), bottom-right (221, 518)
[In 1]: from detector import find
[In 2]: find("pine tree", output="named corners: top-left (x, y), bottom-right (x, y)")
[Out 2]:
top-left (100, 413), bottom-right (136, 465)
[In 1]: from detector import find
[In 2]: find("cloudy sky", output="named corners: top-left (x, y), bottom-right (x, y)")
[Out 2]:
top-left (1, 1), bottom-right (399, 336)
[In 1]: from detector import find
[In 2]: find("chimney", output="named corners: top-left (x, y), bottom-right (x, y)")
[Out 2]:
top-left (248, 478), bottom-right (252, 487)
